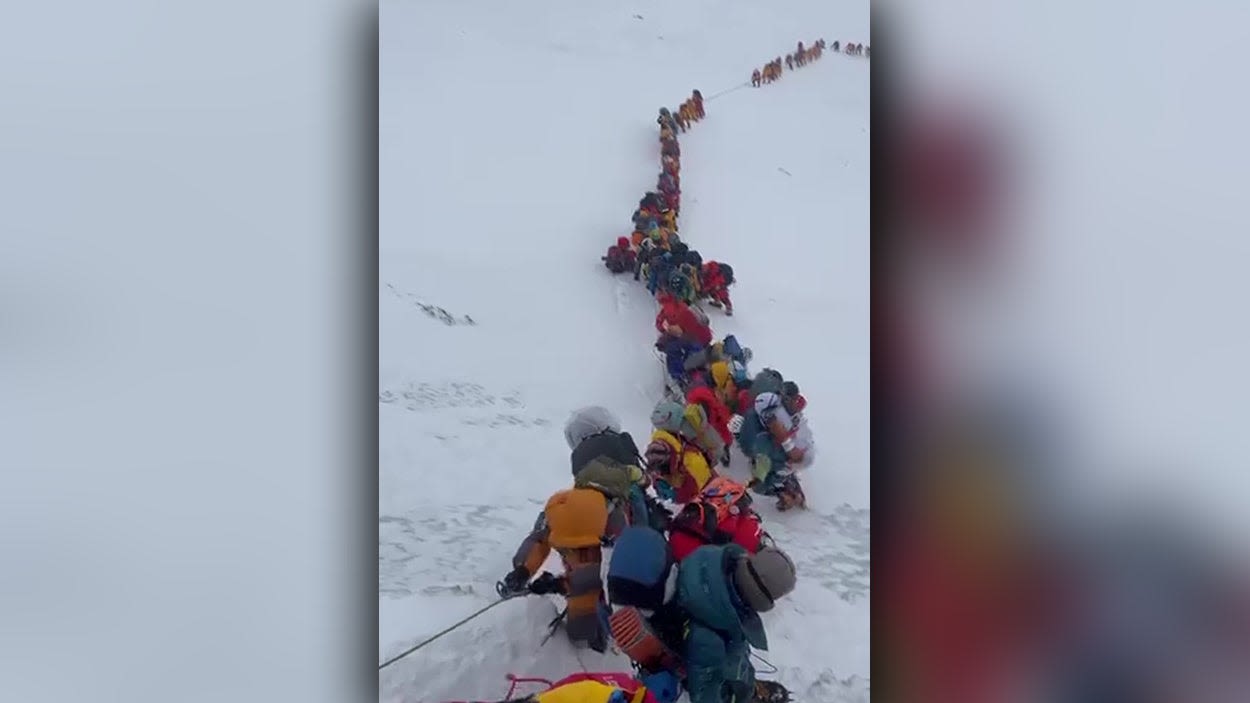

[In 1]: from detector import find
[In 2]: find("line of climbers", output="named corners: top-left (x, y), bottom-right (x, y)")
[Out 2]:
top-left (494, 406), bottom-right (797, 703)
top-left (750, 38), bottom-right (868, 87)
top-left (602, 93), bottom-right (736, 319)
top-left (604, 92), bottom-right (812, 510)
top-left (480, 88), bottom-right (824, 703)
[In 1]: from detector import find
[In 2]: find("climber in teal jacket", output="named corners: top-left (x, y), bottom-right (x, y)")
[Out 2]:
top-left (674, 544), bottom-right (798, 703)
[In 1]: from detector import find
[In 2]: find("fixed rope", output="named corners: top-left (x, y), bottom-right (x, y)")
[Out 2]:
top-left (751, 651), bottom-right (779, 675)
top-left (378, 596), bottom-right (516, 670)
top-left (704, 82), bottom-right (751, 102)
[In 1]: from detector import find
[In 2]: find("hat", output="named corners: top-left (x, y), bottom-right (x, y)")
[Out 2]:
top-left (733, 547), bottom-right (797, 613)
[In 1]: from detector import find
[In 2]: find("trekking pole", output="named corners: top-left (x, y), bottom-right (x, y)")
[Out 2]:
top-left (378, 595), bottom-right (517, 670)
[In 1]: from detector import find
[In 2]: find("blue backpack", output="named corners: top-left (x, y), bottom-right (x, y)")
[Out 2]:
top-left (607, 526), bottom-right (675, 611)
top-left (722, 335), bottom-right (746, 364)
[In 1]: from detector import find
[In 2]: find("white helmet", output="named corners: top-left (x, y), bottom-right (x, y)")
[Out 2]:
top-left (563, 406), bottom-right (622, 450)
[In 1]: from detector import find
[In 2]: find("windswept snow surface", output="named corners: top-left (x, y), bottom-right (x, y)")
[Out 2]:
top-left (380, 1), bottom-right (869, 700)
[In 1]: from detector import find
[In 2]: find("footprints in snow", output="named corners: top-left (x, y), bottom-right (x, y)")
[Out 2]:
top-left (385, 282), bottom-right (477, 326)
top-left (776, 503), bottom-right (869, 605)
top-left (378, 381), bottom-right (551, 430)
top-left (798, 671), bottom-right (870, 703)
top-left (380, 504), bottom-right (535, 598)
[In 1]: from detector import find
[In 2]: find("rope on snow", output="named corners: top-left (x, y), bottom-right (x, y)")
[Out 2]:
top-left (378, 596), bottom-right (517, 670)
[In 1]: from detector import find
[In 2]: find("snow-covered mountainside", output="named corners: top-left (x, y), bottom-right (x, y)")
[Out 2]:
top-left (380, 0), bottom-right (869, 700)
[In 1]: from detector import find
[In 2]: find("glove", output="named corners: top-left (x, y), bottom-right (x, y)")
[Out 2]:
top-left (527, 572), bottom-right (565, 596)
top-left (498, 566), bottom-right (529, 596)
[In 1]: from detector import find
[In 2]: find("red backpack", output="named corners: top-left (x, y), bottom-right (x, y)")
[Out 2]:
top-left (668, 477), bottom-right (761, 561)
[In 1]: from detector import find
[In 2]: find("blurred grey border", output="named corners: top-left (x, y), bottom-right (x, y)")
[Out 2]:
top-left (0, 1), bottom-right (381, 700)
top-left (353, 4), bottom-right (381, 697)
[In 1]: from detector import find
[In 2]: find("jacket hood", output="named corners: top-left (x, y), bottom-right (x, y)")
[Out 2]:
top-left (676, 544), bottom-right (769, 650)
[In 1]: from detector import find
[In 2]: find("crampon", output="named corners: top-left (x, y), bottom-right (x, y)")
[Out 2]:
top-left (753, 679), bottom-right (794, 703)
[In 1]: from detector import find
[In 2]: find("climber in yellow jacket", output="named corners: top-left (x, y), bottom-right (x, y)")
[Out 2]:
top-left (643, 428), bottom-right (713, 504)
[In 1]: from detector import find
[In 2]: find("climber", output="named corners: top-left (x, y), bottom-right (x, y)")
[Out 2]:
top-left (602, 236), bottom-right (637, 274)
top-left (737, 370), bottom-right (809, 510)
top-left (564, 406), bottom-right (642, 476)
top-left (708, 336), bottom-right (753, 416)
top-left (646, 250), bottom-right (676, 296)
top-left (690, 89), bottom-right (704, 120)
top-left (666, 268), bottom-right (696, 306)
top-left (656, 332), bottom-right (705, 394)
top-left (699, 261), bottom-right (735, 316)
top-left (667, 477), bottom-right (766, 562)
top-left (658, 107), bottom-right (679, 135)
top-left (643, 399), bottom-right (718, 503)
top-left (605, 532), bottom-right (798, 703)
top-left (751, 68), bottom-right (762, 87)
top-left (686, 383), bottom-right (734, 465)
top-left (499, 458), bottom-right (644, 652)
top-left (655, 292), bottom-right (712, 347)
top-left (679, 100), bottom-right (695, 128)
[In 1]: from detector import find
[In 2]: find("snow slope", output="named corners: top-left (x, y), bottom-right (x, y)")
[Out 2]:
top-left (380, 1), bottom-right (869, 700)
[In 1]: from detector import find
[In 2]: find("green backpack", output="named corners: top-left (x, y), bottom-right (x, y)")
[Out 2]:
top-left (574, 458), bottom-right (637, 501)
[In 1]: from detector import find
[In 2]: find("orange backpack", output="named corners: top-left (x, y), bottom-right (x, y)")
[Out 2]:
top-left (545, 488), bottom-right (610, 549)
top-left (672, 477), bottom-right (752, 539)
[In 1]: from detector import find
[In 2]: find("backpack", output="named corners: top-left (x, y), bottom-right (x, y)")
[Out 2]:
top-left (671, 477), bottom-right (753, 544)
top-left (721, 335), bottom-right (747, 365)
top-left (570, 431), bottom-right (641, 476)
top-left (607, 526), bottom-right (676, 611)
top-left (545, 488), bottom-right (610, 549)
top-left (681, 403), bottom-right (723, 459)
top-left (653, 400), bottom-right (716, 455)
top-left (498, 672), bottom-right (672, 703)
top-left (681, 346), bottom-right (710, 373)
top-left (574, 459), bottom-right (637, 502)
top-left (545, 672), bottom-right (675, 703)
top-left (751, 368), bottom-right (785, 397)
top-left (719, 263), bottom-right (734, 285)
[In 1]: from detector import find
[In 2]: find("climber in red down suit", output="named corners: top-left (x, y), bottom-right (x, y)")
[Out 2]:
top-left (655, 292), bottom-right (713, 347)
top-left (700, 261), bottom-right (735, 316)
